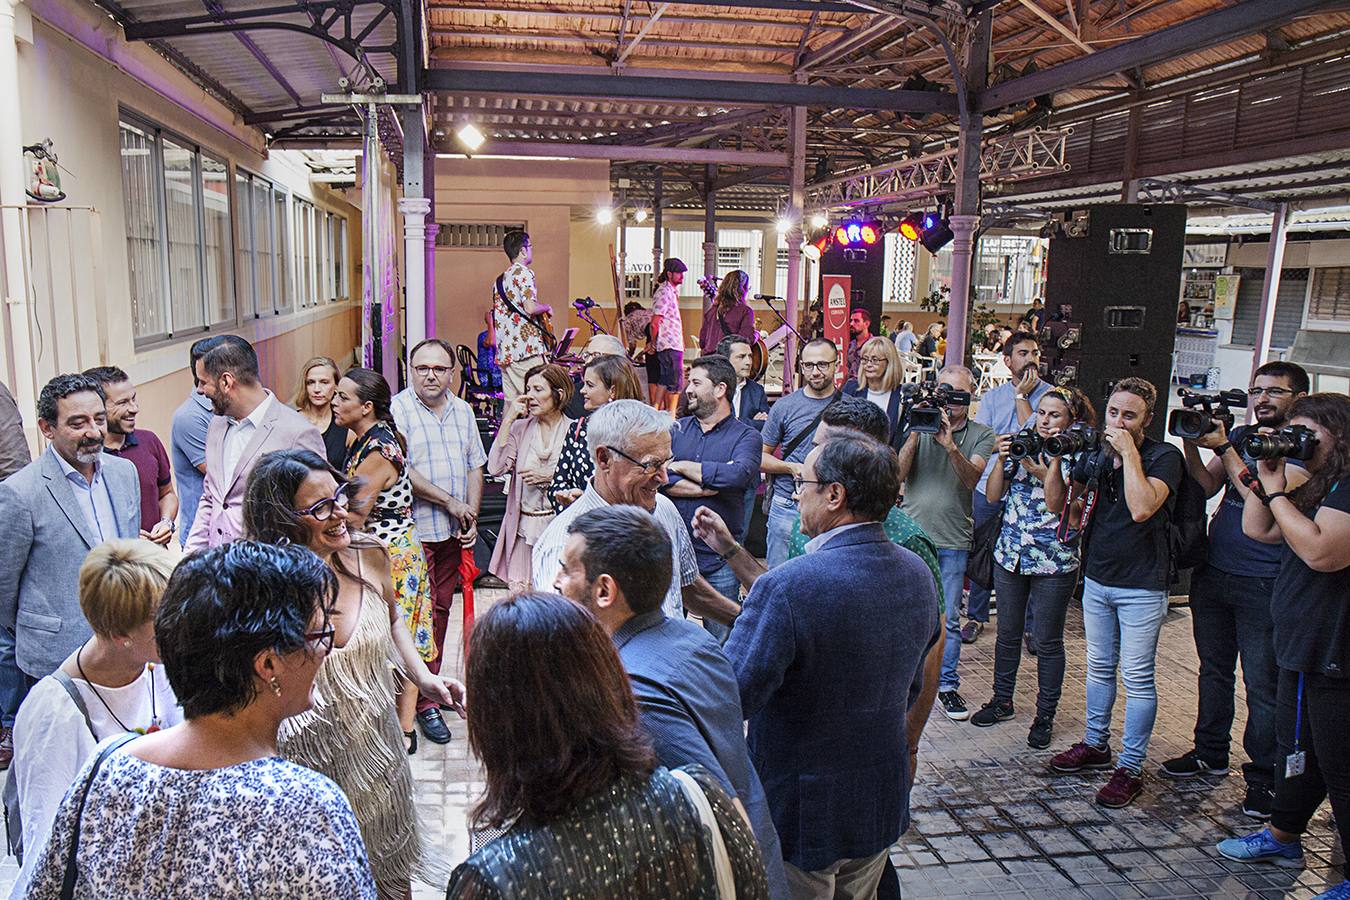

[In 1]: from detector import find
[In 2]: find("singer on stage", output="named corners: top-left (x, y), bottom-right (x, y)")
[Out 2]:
top-left (698, 269), bottom-right (757, 354)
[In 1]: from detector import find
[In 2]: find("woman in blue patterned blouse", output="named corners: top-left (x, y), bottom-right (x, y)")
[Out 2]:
top-left (969, 387), bottom-right (1096, 751)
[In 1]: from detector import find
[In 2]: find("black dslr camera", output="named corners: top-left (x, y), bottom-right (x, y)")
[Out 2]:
top-left (901, 382), bottom-right (973, 434)
top-left (1168, 388), bottom-right (1249, 441)
top-left (1044, 422), bottom-right (1100, 456)
top-left (1007, 426), bottom-right (1043, 462)
top-left (1242, 425), bottom-right (1319, 462)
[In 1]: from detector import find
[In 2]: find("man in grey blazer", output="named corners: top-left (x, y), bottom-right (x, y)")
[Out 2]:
top-left (185, 336), bottom-right (325, 551)
top-left (0, 373), bottom-right (140, 761)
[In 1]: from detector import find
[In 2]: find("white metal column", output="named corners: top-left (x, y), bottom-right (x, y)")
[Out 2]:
top-left (1249, 202), bottom-right (1292, 386)
top-left (400, 196), bottom-right (431, 354)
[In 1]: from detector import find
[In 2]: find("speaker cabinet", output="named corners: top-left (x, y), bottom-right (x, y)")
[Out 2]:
top-left (819, 237), bottom-right (885, 338)
top-left (1043, 204), bottom-right (1186, 439)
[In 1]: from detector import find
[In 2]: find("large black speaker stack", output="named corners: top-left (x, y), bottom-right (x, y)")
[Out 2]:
top-left (819, 235), bottom-right (886, 336)
top-left (1042, 203), bottom-right (1186, 440)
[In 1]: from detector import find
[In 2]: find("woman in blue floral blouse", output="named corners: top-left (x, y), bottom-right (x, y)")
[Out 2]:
top-left (969, 387), bottom-right (1095, 750)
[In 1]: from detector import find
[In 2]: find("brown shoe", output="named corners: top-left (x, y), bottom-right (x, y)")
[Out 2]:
top-left (1096, 767), bottom-right (1144, 808)
top-left (0, 726), bottom-right (12, 770)
top-left (1049, 741), bottom-right (1113, 774)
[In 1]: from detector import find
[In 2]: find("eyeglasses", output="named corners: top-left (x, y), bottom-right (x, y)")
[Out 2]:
top-left (1248, 387), bottom-right (1294, 398)
top-left (859, 356), bottom-right (889, 365)
top-left (304, 625), bottom-right (336, 653)
top-left (297, 483), bottom-right (351, 521)
top-left (792, 476), bottom-right (826, 492)
top-left (413, 365), bottom-right (453, 379)
top-left (800, 360), bottom-right (837, 371)
top-left (605, 445), bottom-right (674, 475)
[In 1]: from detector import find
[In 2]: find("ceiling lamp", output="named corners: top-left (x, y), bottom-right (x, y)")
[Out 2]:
top-left (596, 207), bottom-right (614, 225)
top-left (456, 122), bottom-right (485, 152)
top-left (634, 208), bottom-right (649, 223)
top-left (809, 213), bottom-right (828, 229)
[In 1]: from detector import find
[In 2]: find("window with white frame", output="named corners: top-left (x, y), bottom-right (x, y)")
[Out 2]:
top-left (119, 114), bottom-right (235, 342)
top-left (273, 189), bottom-right (291, 310)
top-left (335, 218), bottom-right (348, 299)
top-left (295, 199), bottom-right (316, 306)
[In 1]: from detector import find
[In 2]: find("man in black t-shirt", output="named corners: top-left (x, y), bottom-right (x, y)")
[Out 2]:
top-left (1045, 378), bottom-right (1182, 810)
top-left (1160, 361), bottom-right (1308, 821)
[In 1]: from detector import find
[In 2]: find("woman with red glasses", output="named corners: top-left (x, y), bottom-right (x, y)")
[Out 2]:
top-left (244, 449), bottom-right (466, 900)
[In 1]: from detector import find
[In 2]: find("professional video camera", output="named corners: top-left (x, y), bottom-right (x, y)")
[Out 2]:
top-left (1167, 388), bottom-right (1250, 441)
top-left (1241, 425), bottom-right (1319, 462)
top-left (901, 382), bottom-right (973, 434)
top-left (1044, 422), bottom-right (1100, 456)
top-left (1007, 426), bottom-right (1044, 462)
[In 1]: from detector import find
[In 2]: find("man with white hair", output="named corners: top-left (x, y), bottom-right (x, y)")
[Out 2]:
top-left (532, 400), bottom-right (741, 624)
top-left (898, 364), bottom-right (995, 723)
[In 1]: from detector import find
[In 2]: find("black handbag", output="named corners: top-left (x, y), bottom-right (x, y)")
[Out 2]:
top-left (965, 501), bottom-right (1004, 591)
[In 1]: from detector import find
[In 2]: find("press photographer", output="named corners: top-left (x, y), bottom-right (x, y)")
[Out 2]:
top-left (1161, 362), bottom-right (1309, 822)
top-left (1044, 377), bottom-right (1183, 809)
top-left (898, 366), bottom-right (994, 722)
top-left (1221, 393), bottom-right (1350, 875)
top-left (969, 387), bottom-right (1095, 751)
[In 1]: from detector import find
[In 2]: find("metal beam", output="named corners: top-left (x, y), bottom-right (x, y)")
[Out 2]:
top-left (799, 13), bottom-right (896, 70)
top-left (461, 141), bottom-right (789, 166)
top-left (657, 0), bottom-right (859, 12)
top-left (425, 68), bottom-right (959, 114)
top-left (1013, 0), bottom-right (1093, 56)
top-left (615, 2), bottom-right (672, 66)
top-left (977, 0), bottom-right (1343, 111)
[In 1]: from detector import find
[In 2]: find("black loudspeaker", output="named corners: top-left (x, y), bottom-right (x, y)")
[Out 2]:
top-left (1042, 204), bottom-right (1186, 439)
top-left (819, 236), bottom-right (885, 337)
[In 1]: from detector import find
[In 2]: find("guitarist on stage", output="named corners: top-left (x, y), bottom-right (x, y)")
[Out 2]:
top-left (493, 230), bottom-right (555, 404)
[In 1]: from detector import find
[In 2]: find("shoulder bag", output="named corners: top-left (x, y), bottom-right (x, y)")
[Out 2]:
top-left (669, 768), bottom-right (737, 900)
top-left (762, 391), bottom-right (840, 515)
top-left (59, 732), bottom-right (138, 899)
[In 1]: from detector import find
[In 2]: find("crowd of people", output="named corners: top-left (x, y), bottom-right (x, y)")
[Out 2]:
top-left (0, 227), bottom-right (1344, 899)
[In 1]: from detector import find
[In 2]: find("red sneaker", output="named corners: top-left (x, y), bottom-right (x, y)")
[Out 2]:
top-left (1049, 741), bottom-right (1113, 773)
top-left (1096, 767), bottom-right (1144, 808)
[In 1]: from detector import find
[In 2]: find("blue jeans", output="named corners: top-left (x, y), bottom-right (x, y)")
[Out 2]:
top-left (740, 486), bottom-right (757, 544)
top-left (700, 558), bottom-right (739, 645)
top-left (1081, 578), bottom-right (1169, 773)
top-left (765, 495), bottom-right (797, 570)
top-left (938, 548), bottom-right (970, 692)
top-left (0, 626), bottom-right (29, 728)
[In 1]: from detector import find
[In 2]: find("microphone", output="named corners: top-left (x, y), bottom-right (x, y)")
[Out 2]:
top-left (573, 297), bottom-right (598, 309)
top-left (753, 294), bottom-right (783, 301)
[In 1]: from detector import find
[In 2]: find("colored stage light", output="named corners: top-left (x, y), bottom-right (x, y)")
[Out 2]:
top-left (834, 225), bottom-right (850, 246)
top-left (898, 214), bottom-right (922, 241)
top-left (859, 223), bottom-right (879, 245)
top-left (919, 215), bottom-right (954, 253)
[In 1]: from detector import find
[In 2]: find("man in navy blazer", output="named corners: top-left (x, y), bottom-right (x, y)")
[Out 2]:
top-left (0, 374), bottom-right (140, 745)
top-left (717, 335), bottom-right (769, 542)
top-left (552, 505), bottom-right (789, 900)
top-left (723, 434), bottom-right (939, 898)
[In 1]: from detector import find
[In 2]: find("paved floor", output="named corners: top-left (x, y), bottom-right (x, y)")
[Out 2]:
top-left (2, 585), bottom-right (1342, 899)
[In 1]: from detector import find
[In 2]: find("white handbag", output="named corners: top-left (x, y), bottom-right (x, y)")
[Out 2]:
top-left (670, 768), bottom-right (738, 900)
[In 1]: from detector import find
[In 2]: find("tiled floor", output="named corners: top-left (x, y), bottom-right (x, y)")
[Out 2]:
top-left (2, 586), bottom-right (1342, 899)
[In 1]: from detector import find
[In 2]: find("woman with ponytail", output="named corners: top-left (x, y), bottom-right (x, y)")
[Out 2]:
top-left (333, 367), bottom-right (436, 752)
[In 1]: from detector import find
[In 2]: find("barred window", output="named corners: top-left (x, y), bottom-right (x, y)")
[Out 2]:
top-left (1310, 266), bottom-right (1350, 323)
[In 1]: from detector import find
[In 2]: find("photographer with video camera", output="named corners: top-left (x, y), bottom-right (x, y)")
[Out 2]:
top-left (898, 366), bottom-right (995, 722)
top-left (969, 387), bottom-right (1094, 751)
top-left (1160, 362), bottom-right (1308, 821)
top-left (1217, 394), bottom-right (1350, 886)
top-left (1044, 377), bottom-right (1183, 809)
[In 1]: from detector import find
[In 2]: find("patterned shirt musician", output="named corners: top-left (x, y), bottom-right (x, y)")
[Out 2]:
top-left (492, 261), bottom-right (547, 367)
top-left (651, 282), bottom-right (684, 353)
top-left (993, 458), bottom-right (1079, 576)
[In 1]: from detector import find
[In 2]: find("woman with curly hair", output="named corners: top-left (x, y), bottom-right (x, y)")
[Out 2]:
top-left (699, 268), bottom-right (756, 354)
top-left (1220, 394), bottom-right (1350, 899)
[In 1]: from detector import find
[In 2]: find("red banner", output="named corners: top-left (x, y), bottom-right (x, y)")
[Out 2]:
top-left (822, 274), bottom-right (852, 388)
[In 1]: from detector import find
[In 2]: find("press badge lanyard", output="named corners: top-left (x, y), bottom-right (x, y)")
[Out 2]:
top-left (1287, 674), bottom-right (1307, 779)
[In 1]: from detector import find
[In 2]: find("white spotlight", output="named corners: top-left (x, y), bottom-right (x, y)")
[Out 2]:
top-left (456, 122), bottom-right (485, 152)
top-left (801, 240), bottom-right (822, 261)
top-left (634, 208), bottom-right (649, 223)
top-left (775, 217), bottom-right (793, 234)
top-left (596, 208), bottom-right (614, 225)
top-left (809, 213), bottom-right (828, 229)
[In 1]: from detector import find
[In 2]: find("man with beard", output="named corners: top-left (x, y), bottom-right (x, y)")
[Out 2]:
top-left (1161, 361), bottom-right (1310, 820)
top-left (1045, 377), bottom-right (1182, 809)
top-left (965, 332), bottom-right (1052, 647)
top-left (761, 339), bottom-right (841, 568)
top-left (531, 399), bottom-right (741, 626)
top-left (846, 307), bottom-right (872, 380)
top-left (84, 366), bottom-right (177, 546)
top-left (0, 374), bottom-right (140, 765)
top-left (553, 505), bottom-right (789, 899)
top-left (185, 335), bottom-right (324, 551)
top-left (664, 355), bottom-right (762, 641)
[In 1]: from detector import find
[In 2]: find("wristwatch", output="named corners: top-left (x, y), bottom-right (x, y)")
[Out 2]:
top-left (719, 544), bottom-right (741, 562)
top-left (1213, 441), bottom-right (1233, 456)
top-left (1262, 490), bottom-right (1290, 507)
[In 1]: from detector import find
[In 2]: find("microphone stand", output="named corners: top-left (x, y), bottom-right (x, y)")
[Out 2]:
top-left (757, 295), bottom-right (803, 343)
top-left (572, 300), bottom-right (608, 336)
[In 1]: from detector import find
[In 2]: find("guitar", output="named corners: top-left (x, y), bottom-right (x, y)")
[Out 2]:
top-left (495, 274), bottom-right (557, 353)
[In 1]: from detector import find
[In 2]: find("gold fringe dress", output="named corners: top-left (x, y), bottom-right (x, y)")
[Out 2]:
top-left (278, 582), bottom-right (444, 898)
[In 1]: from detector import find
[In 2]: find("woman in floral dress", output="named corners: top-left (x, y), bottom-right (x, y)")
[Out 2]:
top-left (333, 366), bottom-right (435, 752)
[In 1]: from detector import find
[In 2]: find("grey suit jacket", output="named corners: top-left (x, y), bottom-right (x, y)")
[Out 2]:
top-left (0, 448), bottom-right (140, 677)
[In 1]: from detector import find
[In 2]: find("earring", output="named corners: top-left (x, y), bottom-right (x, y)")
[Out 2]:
top-left (123, 640), bottom-right (132, 649)
top-left (269, 676), bottom-right (282, 697)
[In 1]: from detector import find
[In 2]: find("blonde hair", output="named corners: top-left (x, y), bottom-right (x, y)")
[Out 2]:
top-left (79, 540), bottom-right (177, 637)
top-left (292, 356), bottom-right (341, 415)
top-left (859, 336), bottom-right (903, 392)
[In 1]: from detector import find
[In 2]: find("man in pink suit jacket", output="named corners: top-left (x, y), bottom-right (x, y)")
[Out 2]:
top-left (185, 336), bottom-right (325, 551)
